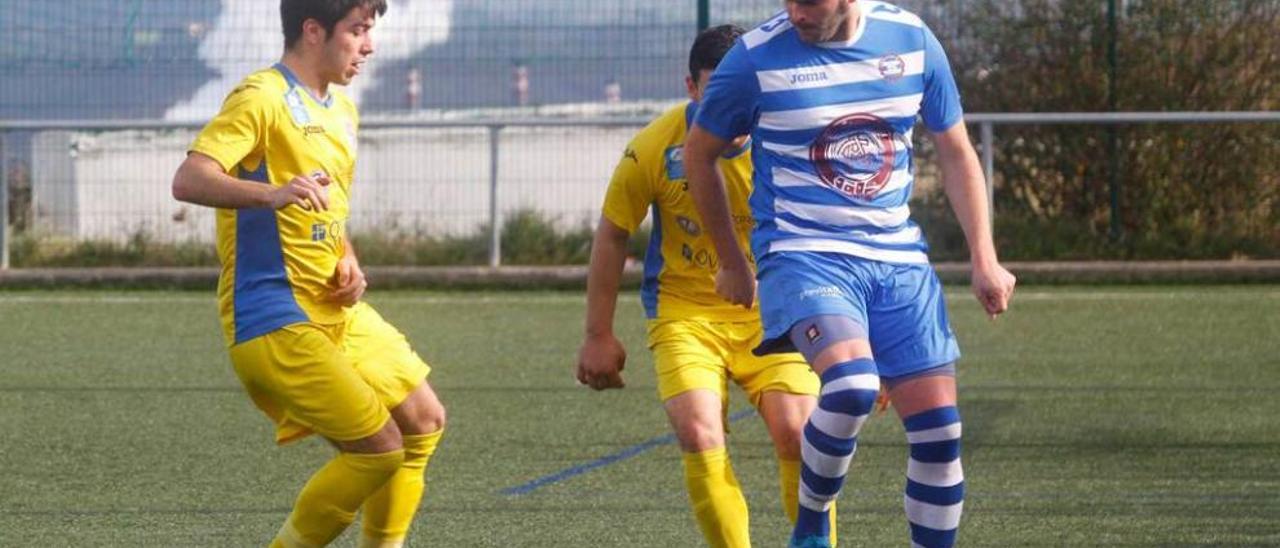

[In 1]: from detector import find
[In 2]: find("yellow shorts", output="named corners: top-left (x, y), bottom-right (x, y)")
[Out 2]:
top-left (228, 302), bottom-right (432, 445)
top-left (647, 318), bottom-right (818, 407)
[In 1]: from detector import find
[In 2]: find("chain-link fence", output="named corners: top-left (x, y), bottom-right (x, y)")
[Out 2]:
top-left (1, 1), bottom-right (1276, 266)
top-left (0, 1), bottom-right (959, 119)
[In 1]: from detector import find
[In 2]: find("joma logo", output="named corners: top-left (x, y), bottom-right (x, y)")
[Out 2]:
top-left (790, 71), bottom-right (829, 85)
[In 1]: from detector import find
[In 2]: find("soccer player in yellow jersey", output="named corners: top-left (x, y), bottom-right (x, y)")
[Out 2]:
top-left (171, 2), bottom-right (444, 547)
top-left (575, 25), bottom-right (836, 548)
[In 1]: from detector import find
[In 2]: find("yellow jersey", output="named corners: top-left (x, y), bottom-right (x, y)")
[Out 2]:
top-left (602, 102), bottom-right (756, 322)
top-left (190, 64), bottom-right (359, 346)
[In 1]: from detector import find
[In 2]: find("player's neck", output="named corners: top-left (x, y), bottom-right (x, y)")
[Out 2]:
top-left (829, 2), bottom-right (863, 43)
top-left (278, 53), bottom-right (331, 103)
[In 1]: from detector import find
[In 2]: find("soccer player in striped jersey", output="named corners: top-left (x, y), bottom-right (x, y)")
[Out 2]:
top-left (576, 25), bottom-right (839, 548)
top-left (685, 2), bottom-right (1017, 547)
top-left (171, 2), bottom-right (445, 546)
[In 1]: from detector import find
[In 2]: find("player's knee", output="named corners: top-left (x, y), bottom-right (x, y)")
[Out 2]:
top-left (342, 418), bottom-right (404, 454)
top-left (405, 398), bottom-right (446, 434)
top-left (393, 384), bottom-right (447, 435)
top-left (820, 381), bottom-right (880, 417)
top-left (673, 418), bottom-right (725, 453)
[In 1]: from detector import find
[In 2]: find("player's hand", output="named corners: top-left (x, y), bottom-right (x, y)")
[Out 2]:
top-left (267, 172), bottom-right (331, 211)
top-left (575, 333), bottom-right (627, 390)
top-left (971, 261), bottom-right (1016, 319)
top-left (327, 255), bottom-right (367, 307)
top-left (715, 263), bottom-right (756, 309)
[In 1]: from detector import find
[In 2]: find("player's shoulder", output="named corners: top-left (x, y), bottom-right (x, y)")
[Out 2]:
top-left (861, 1), bottom-right (927, 28)
top-left (629, 102), bottom-right (690, 160)
top-left (221, 68), bottom-right (288, 111)
top-left (234, 68), bottom-right (288, 97)
top-left (742, 11), bottom-right (794, 51)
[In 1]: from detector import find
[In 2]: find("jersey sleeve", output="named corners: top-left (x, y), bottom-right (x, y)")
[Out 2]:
top-left (692, 41), bottom-right (762, 141)
top-left (919, 24), bottom-right (964, 133)
top-left (189, 83), bottom-right (274, 171)
top-left (600, 139), bottom-right (655, 233)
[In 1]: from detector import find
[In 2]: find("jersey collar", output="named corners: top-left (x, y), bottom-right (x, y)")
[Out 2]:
top-left (273, 63), bottom-right (335, 108)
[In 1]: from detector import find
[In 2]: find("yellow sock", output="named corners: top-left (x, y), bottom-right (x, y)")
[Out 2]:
top-left (682, 447), bottom-right (750, 548)
top-left (270, 449), bottom-right (405, 548)
top-left (778, 458), bottom-right (837, 546)
top-left (360, 430), bottom-right (444, 548)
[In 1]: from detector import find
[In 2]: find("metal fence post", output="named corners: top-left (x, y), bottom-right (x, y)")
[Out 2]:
top-left (488, 124), bottom-right (502, 268)
top-left (980, 121), bottom-right (995, 227)
top-left (0, 131), bottom-right (9, 270)
top-left (697, 0), bottom-right (710, 31)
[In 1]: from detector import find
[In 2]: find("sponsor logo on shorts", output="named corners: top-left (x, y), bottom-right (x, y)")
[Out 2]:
top-left (799, 286), bottom-right (844, 300)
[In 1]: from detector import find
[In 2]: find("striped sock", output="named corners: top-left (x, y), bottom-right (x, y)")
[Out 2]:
top-left (903, 406), bottom-right (964, 548)
top-left (792, 358), bottom-right (880, 542)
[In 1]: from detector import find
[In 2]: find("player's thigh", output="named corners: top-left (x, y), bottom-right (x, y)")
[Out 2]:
top-left (647, 318), bottom-right (731, 405)
top-left (755, 251), bottom-right (874, 356)
top-left (729, 324), bottom-right (819, 457)
top-left (886, 367), bottom-right (957, 419)
top-left (229, 323), bottom-right (389, 444)
top-left (343, 302), bottom-right (435, 415)
top-left (867, 263), bottom-right (962, 378)
top-left (729, 322), bottom-right (820, 407)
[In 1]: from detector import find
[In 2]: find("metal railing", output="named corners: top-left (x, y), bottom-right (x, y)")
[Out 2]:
top-left (2, 111), bottom-right (1278, 270)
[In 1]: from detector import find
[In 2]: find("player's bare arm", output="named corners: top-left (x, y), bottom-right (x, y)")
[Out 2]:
top-left (575, 217), bottom-right (630, 390)
top-left (684, 124), bottom-right (755, 308)
top-left (327, 234), bottom-right (367, 306)
top-left (932, 122), bottom-right (1017, 318)
top-left (172, 152), bottom-right (331, 212)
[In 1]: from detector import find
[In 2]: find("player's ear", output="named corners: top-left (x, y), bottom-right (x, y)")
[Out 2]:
top-left (685, 75), bottom-right (699, 102)
top-left (302, 17), bottom-right (327, 46)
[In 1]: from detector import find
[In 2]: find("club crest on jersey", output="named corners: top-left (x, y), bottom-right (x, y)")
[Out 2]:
top-left (664, 146), bottom-right (686, 181)
top-left (879, 54), bottom-right (906, 81)
top-left (810, 113), bottom-right (899, 200)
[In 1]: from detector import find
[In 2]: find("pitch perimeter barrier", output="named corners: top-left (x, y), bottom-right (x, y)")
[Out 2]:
top-left (2, 111), bottom-right (1278, 270)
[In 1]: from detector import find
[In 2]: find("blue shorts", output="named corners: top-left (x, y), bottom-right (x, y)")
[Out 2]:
top-left (755, 251), bottom-right (961, 378)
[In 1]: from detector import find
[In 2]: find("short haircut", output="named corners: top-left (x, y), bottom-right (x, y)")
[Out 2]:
top-left (281, 0), bottom-right (388, 50)
top-left (688, 24), bottom-right (746, 80)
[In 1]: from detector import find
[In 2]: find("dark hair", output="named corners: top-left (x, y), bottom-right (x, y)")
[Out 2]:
top-left (689, 24), bottom-right (745, 80)
top-left (281, 0), bottom-right (388, 50)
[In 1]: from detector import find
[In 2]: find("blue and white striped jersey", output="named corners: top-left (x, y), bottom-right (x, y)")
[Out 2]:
top-left (694, 1), bottom-right (963, 265)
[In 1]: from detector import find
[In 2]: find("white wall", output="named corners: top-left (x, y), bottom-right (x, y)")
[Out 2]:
top-left (30, 124), bottom-right (638, 244)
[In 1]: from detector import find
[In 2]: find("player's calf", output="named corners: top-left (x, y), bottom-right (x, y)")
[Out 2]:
top-left (901, 405), bottom-right (964, 548)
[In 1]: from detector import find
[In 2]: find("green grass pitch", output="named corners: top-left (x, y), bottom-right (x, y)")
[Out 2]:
top-left (1, 286), bottom-right (1277, 546)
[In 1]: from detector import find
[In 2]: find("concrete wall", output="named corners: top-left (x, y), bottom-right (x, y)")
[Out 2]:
top-left (30, 124), bottom-right (638, 243)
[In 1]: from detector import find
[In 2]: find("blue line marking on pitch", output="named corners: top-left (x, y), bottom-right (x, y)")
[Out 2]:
top-left (501, 407), bottom-right (758, 496)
